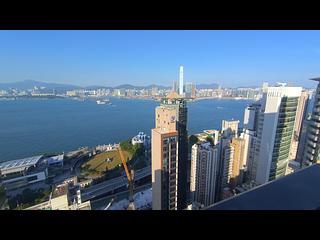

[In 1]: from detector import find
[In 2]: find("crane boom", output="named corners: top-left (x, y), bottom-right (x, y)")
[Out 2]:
top-left (118, 146), bottom-right (132, 182)
top-left (118, 146), bottom-right (135, 206)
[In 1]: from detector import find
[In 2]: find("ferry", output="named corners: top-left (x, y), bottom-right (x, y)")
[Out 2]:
top-left (96, 99), bottom-right (111, 105)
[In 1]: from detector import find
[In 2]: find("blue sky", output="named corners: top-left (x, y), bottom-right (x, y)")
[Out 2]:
top-left (0, 30), bottom-right (320, 88)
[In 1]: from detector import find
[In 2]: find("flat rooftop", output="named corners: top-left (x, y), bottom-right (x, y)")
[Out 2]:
top-left (152, 128), bottom-right (178, 135)
top-left (44, 154), bottom-right (64, 162)
top-left (0, 155), bottom-right (43, 173)
top-left (53, 183), bottom-right (69, 198)
top-left (205, 164), bottom-right (320, 210)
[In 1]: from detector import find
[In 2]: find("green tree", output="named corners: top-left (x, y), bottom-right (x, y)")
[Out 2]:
top-left (8, 188), bottom-right (50, 209)
top-left (120, 140), bottom-right (133, 153)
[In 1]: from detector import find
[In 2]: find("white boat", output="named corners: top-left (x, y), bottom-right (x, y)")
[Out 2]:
top-left (96, 99), bottom-right (111, 105)
top-left (96, 100), bottom-right (106, 104)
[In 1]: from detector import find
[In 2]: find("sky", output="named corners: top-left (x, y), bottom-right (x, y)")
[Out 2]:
top-left (0, 30), bottom-right (320, 88)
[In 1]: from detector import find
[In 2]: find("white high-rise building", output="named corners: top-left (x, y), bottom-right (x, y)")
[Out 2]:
top-left (179, 66), bottom-right (184, 96)
top-left (190, 142), bottom-right (219, 207)
top-left (262, 82), bottom-right (269, 92)
top-left (255, 85), bottom-right (302, 184)
top-left (241, 129), bottom-right (258, 181)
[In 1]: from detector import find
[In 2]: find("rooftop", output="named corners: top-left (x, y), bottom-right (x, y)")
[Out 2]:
top-left (203, 129), bottom-right (219, 134)
top-left (44, 154), bottom-right (64, 162)
top-left (152, 128), bottom-right (178, 135)
top-left (205, 164), bottom-right (320, 210)
top-left (165, 91), bottom-right (182, 99)
top-left (0, 155), bottom-right (43, 172)
top-left (53, 183), bottom-right (69, 198)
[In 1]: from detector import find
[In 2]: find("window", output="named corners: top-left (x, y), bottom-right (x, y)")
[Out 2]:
top-left (170, 137), bottom-right (177, 142)
top-left (27, 175), bottom-right (38, 182)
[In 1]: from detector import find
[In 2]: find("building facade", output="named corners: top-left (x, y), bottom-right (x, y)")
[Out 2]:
top-left (303, 78), bottom-right (320, 165)
top-left (190, 142), bottom-right (219, 207)
top-left (219, 138), bottom-right (234, 194)
top-left (230, 138), bottom-right (246, 188)
top-left (151, 91), bottom-right (188, 210)
top-left (221, 120), bottom-right (239, 138)
top-left (241, 102), bottom-right (261, 182)
top-left (289, 90), bottom-right (309, 161)
top-left (152, 129), bottom-right (178, 210)
top-left (255, 86), bottom-right (302, 184)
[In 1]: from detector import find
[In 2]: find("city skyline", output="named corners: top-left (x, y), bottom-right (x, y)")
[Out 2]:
top-left (1, 30), bottom-right (320, 88)
top-left (3, 30), bottom-right (320, 211)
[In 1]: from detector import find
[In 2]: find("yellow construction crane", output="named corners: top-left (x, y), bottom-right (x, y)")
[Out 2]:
top-left (118, 146), bottom-right (135, 208)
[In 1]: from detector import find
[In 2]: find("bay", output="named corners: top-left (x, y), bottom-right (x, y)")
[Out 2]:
top-left (0, 97), bottom-right (253, 162)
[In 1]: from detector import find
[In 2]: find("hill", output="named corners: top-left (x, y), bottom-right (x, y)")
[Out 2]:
top-left (0, 79), bottom-right (81, 92)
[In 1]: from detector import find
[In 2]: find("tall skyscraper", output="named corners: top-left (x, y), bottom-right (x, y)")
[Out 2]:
top-left (288, 90), bottom-right (309, 161)
top-left (179, 66), bottom-right (184, 96)
top-left (190, 142), bottom-right (219, 207)
top-left (219, 138), bottom-right (234, 194)
top-left (151, 91), bottom-right (188, 210)
top-left (303, 78), bottom-right (320, 165)
top-left (255, 85), bottom-right (302, 184)
top-left (152, 128), bottom-right (178, 210)
top-left (241, 102), bottom-right (261, 182)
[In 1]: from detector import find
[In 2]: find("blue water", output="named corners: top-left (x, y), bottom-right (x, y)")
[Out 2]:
top-left (0, 97), bottom-right (253, 162)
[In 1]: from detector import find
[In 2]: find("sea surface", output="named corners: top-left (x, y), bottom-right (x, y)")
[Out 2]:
top-left (0, 97), bottom-right (253, 162)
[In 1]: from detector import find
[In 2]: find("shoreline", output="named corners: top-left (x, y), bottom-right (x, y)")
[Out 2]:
top-left (0, 95), bottom-right (257, 102)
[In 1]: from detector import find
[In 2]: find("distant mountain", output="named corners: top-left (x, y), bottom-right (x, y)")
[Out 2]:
top-left (0, 80), bottom-right (173, 92)
top-left (0, 80), bottom-right (81, 92)
top-left (196, 83), bottom-right (219, 89)
top-left (113, 84), bottom-right (171, 90)
top-left (145, 84), bottom-right (171, 90)
top-left (85, 85), bottom-right (113, 90)
top-left (113, 84), bottom-right (138, 89)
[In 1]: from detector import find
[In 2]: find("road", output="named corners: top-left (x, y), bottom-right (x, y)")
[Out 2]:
top-left (72, 150), bottom-right (92, 178)
top-left (80, 166), bottom-right (151, 202)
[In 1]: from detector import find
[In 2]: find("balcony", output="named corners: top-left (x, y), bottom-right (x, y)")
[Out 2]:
top-left (309, 127), bottom-right (320, 136)
top-left (310, 121), bottom-right (320, 128)
top-left (307, 142), bottom-right (317, 149)
top-left (307, 132), bottom-right (318, 142)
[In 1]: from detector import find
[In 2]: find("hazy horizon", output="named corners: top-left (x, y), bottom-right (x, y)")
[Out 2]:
top-left (1, 30), bottom-right (320, 88)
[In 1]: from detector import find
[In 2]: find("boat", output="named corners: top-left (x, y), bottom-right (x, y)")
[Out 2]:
top-left (96, 99), bottom-right (111, 105)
